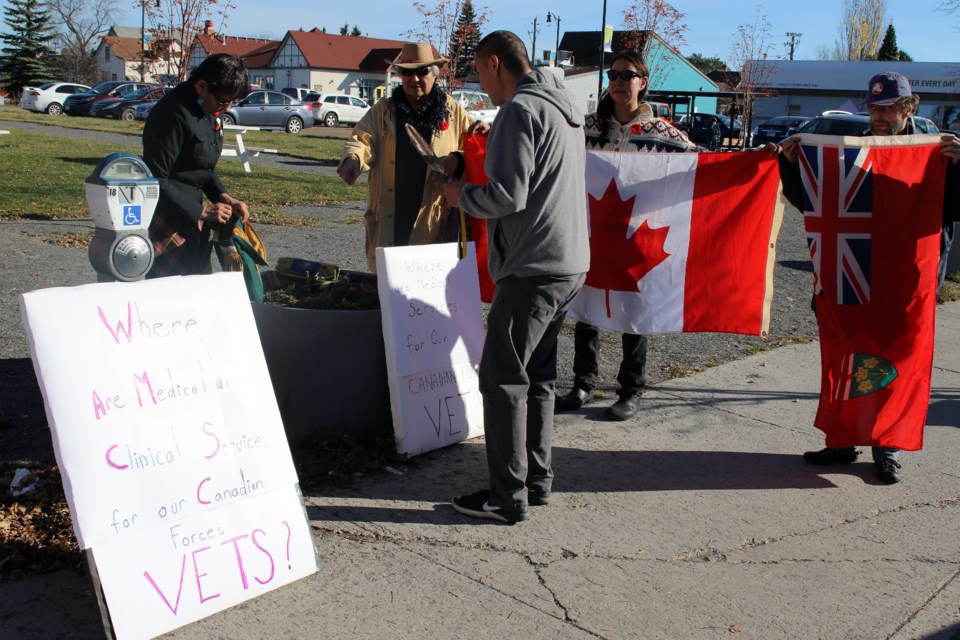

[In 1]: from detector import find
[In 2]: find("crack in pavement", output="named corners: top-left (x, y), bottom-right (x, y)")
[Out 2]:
top-left (312, 523), bottom-right (607, 638)
top-left (732, 497), bottom-right (960, 556)
top-left (885, 565), bottom-right (960, 640)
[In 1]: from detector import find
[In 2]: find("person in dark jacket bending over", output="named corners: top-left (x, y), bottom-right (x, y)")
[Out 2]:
top-left (440, 30), bottom-right (590, 524)
top-left (143, 53), bottom-right (250, 278)
top-left (775, 71), bottom-right (960, 484)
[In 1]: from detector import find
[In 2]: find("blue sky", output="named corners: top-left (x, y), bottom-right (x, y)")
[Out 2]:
top-left (6, 0), bottom-right (958, 65)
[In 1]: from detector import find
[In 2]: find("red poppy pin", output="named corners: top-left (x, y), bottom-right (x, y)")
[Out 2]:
top-left (441, 120), bottom-right (449, 131)
top-left (630, 123), bottom-right (642, 134)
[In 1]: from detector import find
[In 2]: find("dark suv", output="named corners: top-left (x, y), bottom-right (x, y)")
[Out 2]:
top-left (750, 116), bottom-right (811, 146)
top-left (790, 113), bottom-right (870, 137)
top-left (63, 81), bottom-right (151, 117)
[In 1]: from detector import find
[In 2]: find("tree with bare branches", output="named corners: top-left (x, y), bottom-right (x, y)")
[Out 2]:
top-left (620, 0), bottom-right (688, 90)
top-left (405, 0), bottom-right (488, 86)
top-left (834, 0), bottom-right (886, 61)
top-left (47, 0), bottom-right (121, 84)
top-left (143, 0), bottom-right (236, 82)
top-left (730, 7), bottom-right (776, 149)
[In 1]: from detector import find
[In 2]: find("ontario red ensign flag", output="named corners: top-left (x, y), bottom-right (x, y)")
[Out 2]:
top-left (568, 150), bottom-right (784, 335)
top-left (796, 133), bottom-right (946, 451)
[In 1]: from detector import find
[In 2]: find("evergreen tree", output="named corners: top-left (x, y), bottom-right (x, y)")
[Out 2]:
top-left (687, 53), bottom-right (728, 74)
top-left (0, 0), bottom-right (57, 96)
top-left (448, 0), bottom-right (481, 80)
top-left (351, 26), bottom-right (362, 37)
top-left (339, 24), bottom-right (349, 36)
top-left (876, 23), bottom-right (900, 61)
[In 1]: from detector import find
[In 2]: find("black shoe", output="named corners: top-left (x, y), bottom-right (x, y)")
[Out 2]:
top-left (555, 387), bottom-right (592, 412)
top-left (874, 456), bottom-right (903, 484)
top-left (802, 446), bottom-right (860, 465)
top-left (528, 488), bottom-right (551, 506)
top-left (605, 392), bottom-right (643, 421)
top-left (452, 489), bottom-right (528, 524)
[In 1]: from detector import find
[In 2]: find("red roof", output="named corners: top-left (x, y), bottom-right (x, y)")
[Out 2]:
top-left (194, 33), bottom-right (278, 58)
top-left (101, 36), bottom-right (143, 61)
top-left (285, 30), bottom-right (432, 72)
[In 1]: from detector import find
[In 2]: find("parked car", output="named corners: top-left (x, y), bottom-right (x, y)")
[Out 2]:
top-left (789, 113), bottom-right (870, 137)
top-left (450, 89), bottom-right (498, 124)
top-left (910, 116), bottom-right (940, 134)
top-left (676, 113), bottom-right (741, 146)
top-left (90, 85), bottom-right (170, 120)
top-left (315, 93), bottom-right (371, 127)
top-left (749, 116), bottom-right (812, 146)
top-left (133, 100), bottom-right (159, 121)
top-left (280, 87), bottom-right (313, 102)
top-left (646, 100), bottom-right (672, 122)
top-left (221, 90), bottom-right (315, 133)
top-left (19, 82), bottom-right (91, 115)
top-left (63, 81), bottom-right (151, 117)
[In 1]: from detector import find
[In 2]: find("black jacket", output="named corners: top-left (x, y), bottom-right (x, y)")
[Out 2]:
top-left (142, 81), bottom-right (226, 226)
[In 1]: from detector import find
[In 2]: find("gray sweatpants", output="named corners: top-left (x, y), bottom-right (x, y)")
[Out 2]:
top-left (480, 273), bottom-right (586, 510)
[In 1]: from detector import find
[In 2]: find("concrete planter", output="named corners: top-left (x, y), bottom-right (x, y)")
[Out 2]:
top-left (251, 303), bottom-right (392, 443)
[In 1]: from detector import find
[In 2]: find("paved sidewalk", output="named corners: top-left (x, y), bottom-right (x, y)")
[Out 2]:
top-left (1, 304), bottom-right (957, 640)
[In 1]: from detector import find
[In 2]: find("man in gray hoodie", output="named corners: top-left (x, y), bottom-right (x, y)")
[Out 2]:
top-left (441, 30), bottom-right (590, 524)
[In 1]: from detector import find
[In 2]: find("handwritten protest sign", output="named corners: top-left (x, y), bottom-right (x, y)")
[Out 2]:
top-left (20, 273), bottom-right (318, 640)
top-left (376, 243), bottom-right (485, 455)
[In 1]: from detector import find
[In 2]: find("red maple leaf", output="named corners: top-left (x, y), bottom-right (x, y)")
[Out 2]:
top-left (585, 178), bottom-right (671, 317)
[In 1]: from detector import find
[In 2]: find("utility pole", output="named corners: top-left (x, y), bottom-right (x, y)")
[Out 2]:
top-left (531, 17), bottom-right (538, 65)
top-left (785, 32), bottom-right (801, 60)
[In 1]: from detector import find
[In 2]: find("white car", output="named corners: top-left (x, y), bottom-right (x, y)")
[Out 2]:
top-left (450, 90), bottom-right (498, 124)
top-left (314, 93), bottom-right (371, 127)
top-left (19, 82), bottom-right (91, 115)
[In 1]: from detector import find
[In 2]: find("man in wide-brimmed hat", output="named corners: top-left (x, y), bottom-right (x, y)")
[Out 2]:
top-left (338, 42), bottom-right (487, 271)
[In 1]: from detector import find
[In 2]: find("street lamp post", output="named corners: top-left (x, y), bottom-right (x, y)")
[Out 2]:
top-left (597, 0), bottom-right (607, 98)
top-left (140, 0), bottom-right (161, 82)
top-left (546, 11), bottom-right (561, 64)
top-left (140, 2), bottom-right (146, 81)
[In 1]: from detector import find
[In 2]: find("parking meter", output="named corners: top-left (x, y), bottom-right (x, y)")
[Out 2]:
top-left (85, 153), bottom-right (159, 282)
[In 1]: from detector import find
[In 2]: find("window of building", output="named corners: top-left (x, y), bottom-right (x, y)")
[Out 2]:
top-left (787, 104), bottom-right (801, 116)
top-left (105, 47), bottom-right (111, 62)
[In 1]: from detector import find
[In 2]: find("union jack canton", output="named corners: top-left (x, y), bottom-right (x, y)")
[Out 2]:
top-left (798, 143), bottom-right (874, 305)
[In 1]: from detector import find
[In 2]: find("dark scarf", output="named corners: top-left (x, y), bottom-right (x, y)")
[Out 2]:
top-left (392, 85), bottom-right (448, 140)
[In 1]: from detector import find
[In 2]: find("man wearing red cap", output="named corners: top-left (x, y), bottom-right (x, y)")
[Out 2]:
top-left (776, 71), bottom-right (960, 484)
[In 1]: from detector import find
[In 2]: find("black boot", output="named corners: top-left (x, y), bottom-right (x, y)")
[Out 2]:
top-left (605, 392), bottom-right (642, 421)
top-left (555, 387), bottom-right (592, 412)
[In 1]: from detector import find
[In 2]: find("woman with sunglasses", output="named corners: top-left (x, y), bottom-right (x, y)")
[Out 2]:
top-left (555, 50), bottom-right (697, 421)
top-left (143, 53), bottom-right (251, 278)
top-left (338, 43), bottom-right (486, 271)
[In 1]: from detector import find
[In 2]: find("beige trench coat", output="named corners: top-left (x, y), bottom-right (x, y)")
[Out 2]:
top-left (339, 95), bottom-right (474, 271)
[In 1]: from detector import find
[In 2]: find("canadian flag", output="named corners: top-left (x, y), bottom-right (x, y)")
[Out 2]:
top-left (568, 150), bottom-right (785, 336)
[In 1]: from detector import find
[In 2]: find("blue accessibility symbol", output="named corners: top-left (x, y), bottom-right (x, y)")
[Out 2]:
top-left (122, 205), bottom-right (142, 226)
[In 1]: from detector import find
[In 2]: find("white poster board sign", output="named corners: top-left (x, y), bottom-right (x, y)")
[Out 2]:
top-left (20, 273), bottom-right (318, 640)
top-left (376, 243), bottom-right (485, 455)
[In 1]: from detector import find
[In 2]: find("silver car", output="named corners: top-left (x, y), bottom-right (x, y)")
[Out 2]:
top-left (222, 90), bottom-right (315, 133)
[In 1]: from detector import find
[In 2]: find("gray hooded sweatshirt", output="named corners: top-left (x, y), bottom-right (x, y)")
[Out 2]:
top-left (459, 69), bottom-right (590, 282)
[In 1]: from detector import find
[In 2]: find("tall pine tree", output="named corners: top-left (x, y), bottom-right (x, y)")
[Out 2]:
top-left (876, 23), bottom-right (900, 61)
top-left (448, 0), bottom-right (481, 80)
top-left (1, 0), bottom-right (57, 96)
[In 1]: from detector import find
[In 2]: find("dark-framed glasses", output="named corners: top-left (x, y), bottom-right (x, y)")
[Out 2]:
top-left (214, 95), bottom-right (234, 109)
top-left (606, 69), bottom-right (645, 82)
top-left (400, 67), bottom-right (431, 77)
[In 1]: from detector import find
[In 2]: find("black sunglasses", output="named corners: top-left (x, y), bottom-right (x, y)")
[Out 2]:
top-left (400, 67), bottom-right (432, 77)
top-left (606, 69), bottom-right (645, 82)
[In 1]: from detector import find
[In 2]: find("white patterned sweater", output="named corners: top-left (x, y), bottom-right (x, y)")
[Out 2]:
top-left (584, 102), bottom-right (699, 153)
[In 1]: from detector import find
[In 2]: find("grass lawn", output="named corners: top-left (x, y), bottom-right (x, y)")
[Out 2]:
top-left (0, 128), bottom-right (366, 225)
top-left (0, 104), bottom-right (348, 163)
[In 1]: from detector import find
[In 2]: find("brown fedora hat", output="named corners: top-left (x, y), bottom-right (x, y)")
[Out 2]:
top-left (389, 42), bottom-right (448, 69)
